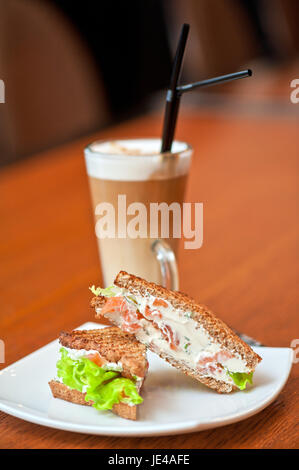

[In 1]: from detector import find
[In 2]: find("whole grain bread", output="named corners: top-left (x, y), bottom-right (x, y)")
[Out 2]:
top-left (91, 272), bottom-right (262, 393)
top-left (113, 271), bottom-right (261, 369)
top-left (59, 327), bottom-right (148, 379)
top-left (49, 380), bottom-right (137, 420)
top-left (156, 352), bottom-right (236, 393)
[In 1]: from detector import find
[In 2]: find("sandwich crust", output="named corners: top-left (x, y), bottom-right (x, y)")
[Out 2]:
top-left (112, 271), bottom-right (262, 370)
top-left (153, 349), bottom-right (236, 393)
top-left (90, 272), bottom-right (262, 392)
top-left (49, 380), bottom-right (137, 420)
top-left (59, 327), bottom-right (148, 379)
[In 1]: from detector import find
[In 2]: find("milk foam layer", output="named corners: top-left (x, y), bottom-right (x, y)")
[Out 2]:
top-left (84, 139), bottom-right (192, 181)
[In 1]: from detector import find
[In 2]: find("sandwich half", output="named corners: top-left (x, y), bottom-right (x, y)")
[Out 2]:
top-left (49, 326), bottom-right (148, 420)
top-left (90, 271), bottom-right (262, 393)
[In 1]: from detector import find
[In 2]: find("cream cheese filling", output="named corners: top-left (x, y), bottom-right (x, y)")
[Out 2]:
top-left (61, 346), bottom-right (123, 372)
top-left (96, 288), bottom-right (251, 385)
top-left (135, 294), bottom-right (251, 382)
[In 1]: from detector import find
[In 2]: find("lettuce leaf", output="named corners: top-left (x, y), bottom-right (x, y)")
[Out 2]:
top-left (56, 348), bottom-right (143, 410)
top-left (86, 377), bottom-right (143, 410)
top-left (89, 285), bottom-right (138, 310)
top-left (228, 371), bottom-right (253, 390)
top-left (89, 285), bottom-right (121, 297)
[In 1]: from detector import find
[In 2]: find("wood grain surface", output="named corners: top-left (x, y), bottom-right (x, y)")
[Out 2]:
top-left (0, 112), bottom-right (298, 449)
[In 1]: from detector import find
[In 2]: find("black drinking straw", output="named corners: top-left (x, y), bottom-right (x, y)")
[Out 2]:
top-left (161, 23), bottom-right (189, 153)
top-left (160, 25), bottom-right (253, 152)
top-left (176, 69), bottom-right (252, 94)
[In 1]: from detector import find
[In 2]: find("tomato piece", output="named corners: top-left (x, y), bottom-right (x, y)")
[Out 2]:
top-left (198, 363), bottom-right (223, 376)
top-left (102, 296), bottom-right (143, 320)
top-left (153, 299), bottom-right (168, 308)
top-left (197, 351), bottom-right (234, 375)
top-left (121, 318), bottom-right (140, 333)
top-left (86, 353), bottom-right (105, 367)
top-left (216, 351), bottom-right (234, 362)
top-left (159, 323), bottom-right (180, 351)
top-left (144, 305), bottom-right (152, 318)
top-left (101, 296), bottom-right (142, 333)
top-left (102, 297), bottom-right (179, 352)
top-left (197, 355), bottom-right (214, 367)
top-left (144, 305), bottom-right (162, 320)
top-left (101, 296), bottom-right (126, 315)
top-left (135, 310), bottom-right (144, 320)
top-left (121, 304), bottom-right (143, 333)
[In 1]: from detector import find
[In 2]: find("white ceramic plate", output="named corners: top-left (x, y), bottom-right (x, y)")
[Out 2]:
top-left (0, 322), bottom-right (293, 436)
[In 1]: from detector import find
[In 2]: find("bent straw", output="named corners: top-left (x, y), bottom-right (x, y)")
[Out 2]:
top-left (176, 69), bottom-right (252, 95)
top-left (160, 43), bottom-right (253, 153)
top-left (161, 23), bottom-right (189, 153)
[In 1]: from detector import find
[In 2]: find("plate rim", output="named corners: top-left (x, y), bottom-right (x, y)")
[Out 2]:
top-left (0, 323), bottom-right (293, 436)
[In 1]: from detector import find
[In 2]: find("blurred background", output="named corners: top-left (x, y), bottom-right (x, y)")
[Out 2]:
top-left (0, 0), bottom-right (298, 166)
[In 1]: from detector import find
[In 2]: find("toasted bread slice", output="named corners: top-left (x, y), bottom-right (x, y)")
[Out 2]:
top-left (49, 326), bottom-right (147, 420)
top-left (49, 380), bottom-right (137, 420)
top-left (91, 271), bottom-right (262, 393)
top-left (59, 327), bottom-right (148, 379)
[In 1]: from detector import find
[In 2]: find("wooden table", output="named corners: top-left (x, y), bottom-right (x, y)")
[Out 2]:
top-left (0, 112), bottom-right (298, 449)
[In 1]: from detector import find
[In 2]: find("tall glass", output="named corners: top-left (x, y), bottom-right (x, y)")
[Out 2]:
top-left (84, 138), bottom-right (192, 288)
